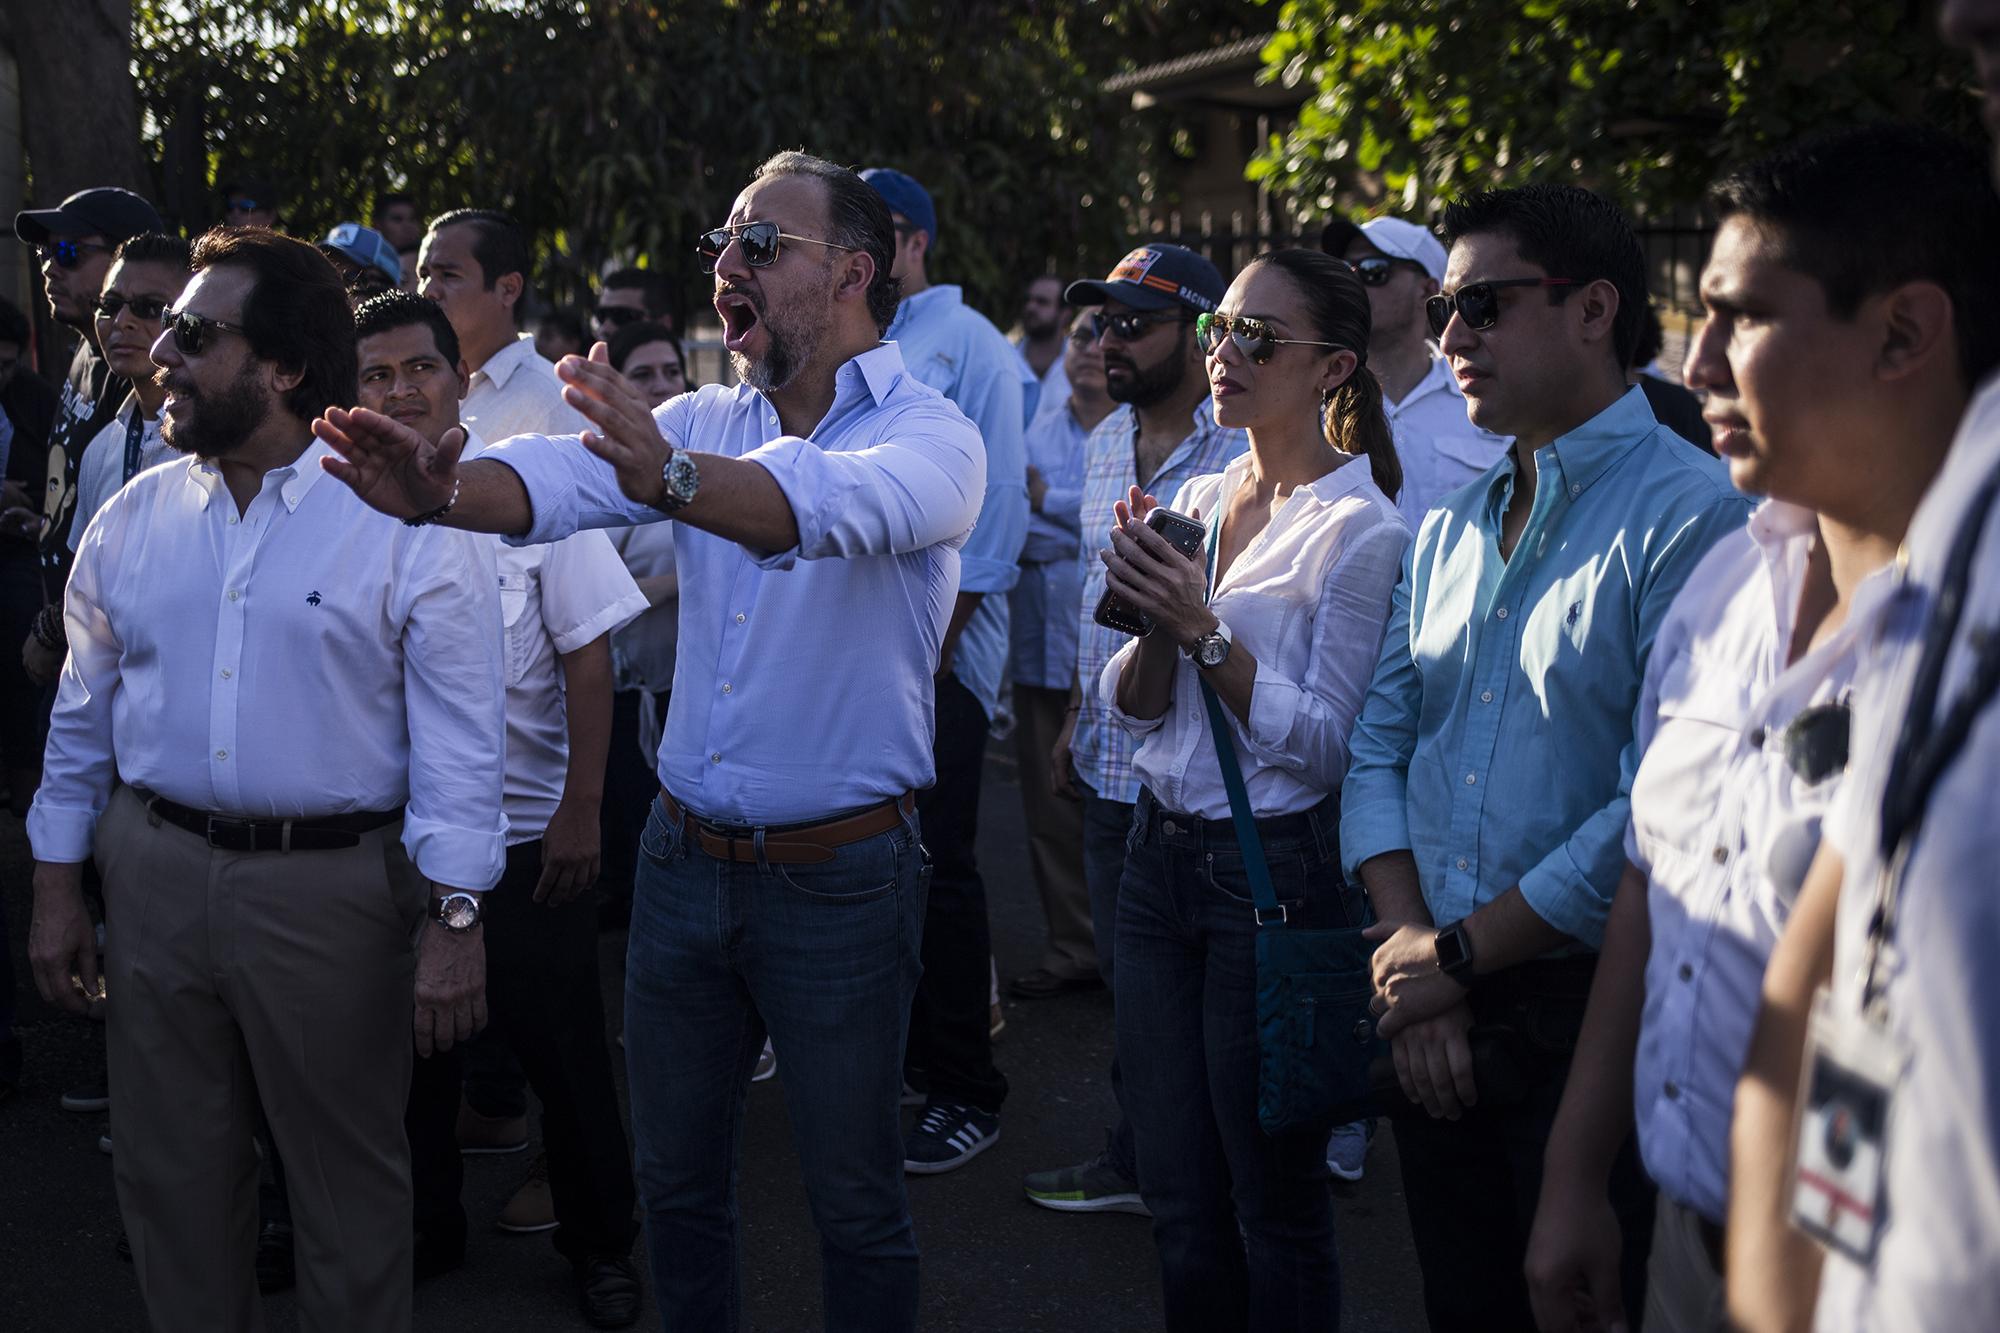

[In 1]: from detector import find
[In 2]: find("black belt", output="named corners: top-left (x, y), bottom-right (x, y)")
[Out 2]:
top-left (134, 787), bottom-right (403, 852)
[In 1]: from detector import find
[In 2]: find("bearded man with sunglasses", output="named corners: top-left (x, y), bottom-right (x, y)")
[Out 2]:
top-left (1338, 183), bottom-right (1749, 1330)
top-left (1323, 215), bottom-right (1510, 527)
top-left (316, 150), bottom-right (983, 1333)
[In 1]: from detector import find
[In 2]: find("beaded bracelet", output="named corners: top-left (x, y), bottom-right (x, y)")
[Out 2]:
top-left (31, 602), bottom-right (65, 651)
top-left (402, 477), bottom-right (462, 528)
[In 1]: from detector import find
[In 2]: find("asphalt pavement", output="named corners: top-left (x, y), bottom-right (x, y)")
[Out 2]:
top-left (0, 741), bottom-right (1427, 1331)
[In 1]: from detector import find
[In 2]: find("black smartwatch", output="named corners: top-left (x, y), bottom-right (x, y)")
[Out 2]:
top-left (1434, 920), bottom-right (1476, 983)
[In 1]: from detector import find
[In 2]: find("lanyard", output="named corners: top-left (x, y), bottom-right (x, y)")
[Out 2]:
top-left (1861, 458), bottom-right (2000, 1018)
top-left (122, 406), bottom-right (147, 484)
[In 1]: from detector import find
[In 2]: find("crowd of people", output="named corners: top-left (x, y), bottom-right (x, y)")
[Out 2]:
top-left (4, 5), bottom-right (2000, 1331)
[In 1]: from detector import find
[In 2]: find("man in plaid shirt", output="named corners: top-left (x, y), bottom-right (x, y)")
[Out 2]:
top-left (1021, 243), bottom-right (1247, 1214)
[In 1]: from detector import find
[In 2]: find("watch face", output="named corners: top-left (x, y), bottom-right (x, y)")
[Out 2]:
top-left (438, 894), bottom-right (480, 930)
top-left (1196, 634), bottom-right (1229, 668)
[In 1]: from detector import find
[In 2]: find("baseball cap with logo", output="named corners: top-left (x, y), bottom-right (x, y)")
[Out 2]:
top-left (14, 187), bottom-right (164, 246)
top-left (1319, 216), bottom-right (1448, 283)
top-left (1064, 243), bottom-right (1225, 315)
top-left (320, 222), bottom-right (403, 284)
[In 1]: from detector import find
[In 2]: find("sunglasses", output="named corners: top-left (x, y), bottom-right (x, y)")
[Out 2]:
top-left (1088, 310), bottom-right (1192, 342)
top-left (164, 306), bottom-right (250, 357)
top-left (1195, 312), bottom-right (1341, 365)
top-left (1425, 278), bottom-right (1581, 339)
top-left (225, 198), bottom-right (264, 213)
top-left (695, 221), bottom-right (856, 273)
top-left (39, 239), bottom-right (112, 270)
top-left (1351, 256), bottom-right (1426, 288)
top-left (595, 304), bottom-right (646, 327)
top-left (95, 293), bottom-right (171, 324)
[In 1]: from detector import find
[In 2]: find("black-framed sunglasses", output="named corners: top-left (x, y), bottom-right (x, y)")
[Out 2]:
top-left (1351, 256), bottom-right (1427, 288)
top-left (594, 304), bottom-right (646, 328)
top-left (39, 239), bottom-right (112, 271)
top-left (695, 221), bottom-right (856, 273)
top-left (1195, 311), bottom-right (1342, 365)
top-left (1425, 278), bottom-right (1582, 338)
top-left (1088, 309), bottom-right (1192, 343)
top-left (225, 198), bottom-right (264, 213)
top-left (95, 293), bottom-right (171, 324)
top-left (164, 306), bottom-right (250, 357)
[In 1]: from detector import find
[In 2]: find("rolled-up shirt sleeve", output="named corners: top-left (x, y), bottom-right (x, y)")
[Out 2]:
top-left (26, 515), bottom-right (123, 862)
top-left (397, 526), bottom-right (509, 890)
top-left (1241, 518), bottom-right (1409, 793)
top-left (538, 528), bottom-right (649, 654)
top-left (1339, 545), bottom-right (1423, 879)
top-left (1097, 637), bottom-right (1167, 737)
top-left (742, 398), bottom-right (985, 569)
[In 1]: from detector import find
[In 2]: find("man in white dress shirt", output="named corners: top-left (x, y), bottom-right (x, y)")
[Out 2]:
top-left (316, 150), bottom-right (983, 1333)
top-left (1522, 123), bottom-right (1999, 1333)
top-left (25, 228), bottom-right (507, 1333)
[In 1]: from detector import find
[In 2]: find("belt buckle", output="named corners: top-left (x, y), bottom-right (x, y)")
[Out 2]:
top-left (204, 815), bottom-right (252, 850)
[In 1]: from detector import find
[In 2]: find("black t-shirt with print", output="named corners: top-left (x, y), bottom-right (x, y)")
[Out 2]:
top-left (38, 338), bottom-right (130, 596)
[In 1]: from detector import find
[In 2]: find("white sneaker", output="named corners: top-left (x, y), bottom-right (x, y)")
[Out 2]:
top-left (751, 1038), bottom-right (777, 1083)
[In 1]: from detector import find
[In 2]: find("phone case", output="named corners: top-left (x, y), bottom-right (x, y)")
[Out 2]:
top-left (1093, 506), bottom-right (1208, 636)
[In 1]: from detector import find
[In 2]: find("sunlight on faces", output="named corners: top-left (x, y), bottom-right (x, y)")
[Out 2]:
top-left (621, 339), bottom-right (686, 408)
top-left (150, 266), bottom-right (271, 460)
top-left (1439, 233), bottom-right (1597, 439)
top-left (417, 224), bottom-right (515, 348)
top-left (357, 322), bottom-right (466, 447)
top-left (1063, 308), bottom-right (1106, 397)
top-left (1206, 263), bottom-right (1355, 433)
top-left (376, 202), bottom-right (422, 252)
top-left (1098, 298), bottom-right (1198, 408)
top-left (712, 173), bottom-right (844, 394)
top-left (95, 259), bottom-right (188, 385)
top-left (1341, 238), bottom-right (1433, 350)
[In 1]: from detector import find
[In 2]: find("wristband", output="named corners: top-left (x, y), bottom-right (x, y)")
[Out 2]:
top-left (31, 602), bottom-right (66, 651)
top-left (402, 477), bottom-right (462, 528)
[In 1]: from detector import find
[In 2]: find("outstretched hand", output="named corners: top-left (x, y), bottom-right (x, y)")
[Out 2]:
top-left (558, 344), bottom-right (672, 511)
top-left (315, 405), bottom-right (464, 520)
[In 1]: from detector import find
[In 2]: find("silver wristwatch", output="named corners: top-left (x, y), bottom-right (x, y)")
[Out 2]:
top-left (432, 891), bottom-right (483, 932)
top-left (1187, 619), bottom-right (1233, 669)
top-left (658, 447), bottom-right (700, 514)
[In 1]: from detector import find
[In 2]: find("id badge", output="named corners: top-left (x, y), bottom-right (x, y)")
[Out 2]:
top-left (1789, 986), bottom-right (1903, 1263)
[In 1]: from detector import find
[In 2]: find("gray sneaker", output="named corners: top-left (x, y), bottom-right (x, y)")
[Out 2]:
top-left (1325, 1118), bottom-right (1373, 1182)
top-left (1022, 1152), bottom-right (1148, 1216)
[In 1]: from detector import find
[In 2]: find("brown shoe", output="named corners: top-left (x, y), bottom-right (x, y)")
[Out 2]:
top-left (455, 1099), bottom-right (529, 1156)
top-left (497, 1151), bottom-right (558, 1233)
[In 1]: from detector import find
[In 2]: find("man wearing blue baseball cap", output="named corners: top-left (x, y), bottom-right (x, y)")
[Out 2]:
top-left (319, 222), bottom-right (403, 301)
top-left (860, 165), bottom-right (1029, 1176)
top-left (1023, 242), bottom-right (1249, 1216)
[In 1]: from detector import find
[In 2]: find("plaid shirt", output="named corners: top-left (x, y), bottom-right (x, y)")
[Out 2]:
top-left (1071, 402), bottom-right (1248, 804)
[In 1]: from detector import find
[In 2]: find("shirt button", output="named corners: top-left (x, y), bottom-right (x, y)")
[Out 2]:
top-left (227, 589), bottom-right (240, 602)
top-left (215, 749), bottom-right (228, 760)
top-left (227, 515), bottom-right (238, 525)
top-left (1569, 483), bottom-right (1581, 497)
top-left (1679, 963), bottom-right (1694, 982)
top-left (721, 683), bottom-right (732, 694)
top-left (1664, 1081), bottom-right (1681, 1100)
top-left (220, 668), bottom-right (232, 679)
top-left (1480, 690), bottom-right (1494, 703)
top-left (1465, 772), bottom-right (1477, 785)
top-left (1495, 607), bottom-right (1508, 619)
top-left (1712, 846), bottom-right (1728, 864)
top-left (1456, 857), bottom-right (1468, 871)
top-left (1749, 727), bottom-right (1766, 748)
top-left (710, 752), bottom-right (722, 764)
top-left (735, 613), bottom-right (746, 624)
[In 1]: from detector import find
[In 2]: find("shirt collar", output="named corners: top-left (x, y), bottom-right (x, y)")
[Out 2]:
top-left (886, 284), bottom-right (962, 340)
top-left (473, 333), bottom-right (539, 389)
top-left (1394, 350), bottom-right (1462, 411)
top-left (828, 342), bottom-right (911, 412)
top-left (1490, 382), bottom-right (1658, 508)
top-left (1217, 449), bottom-right (1378, 505)
top-left (184, 438), bottom-right (333, 512)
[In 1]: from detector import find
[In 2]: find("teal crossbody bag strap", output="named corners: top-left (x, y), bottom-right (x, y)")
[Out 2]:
top-left (1195, 513), bottom-right (1285, 925)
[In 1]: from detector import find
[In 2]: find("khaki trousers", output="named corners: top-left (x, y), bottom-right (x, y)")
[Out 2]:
top-left (97, 785), bottom-right (429, 1333)
top-left (1011, 684), bottom-right (1097, 979)
top-left (1643, 1192), bottom-right (1727, 1333)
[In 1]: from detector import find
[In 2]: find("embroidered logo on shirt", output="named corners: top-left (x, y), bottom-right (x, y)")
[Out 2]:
top-left (1565, 600), bottom-right (1582, 630)
top-left (305, 591), bottom-right (322, 606)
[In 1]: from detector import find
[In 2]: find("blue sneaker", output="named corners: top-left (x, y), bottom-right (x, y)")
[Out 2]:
top-left (1326, 1119), bottom-right (1373, 1182)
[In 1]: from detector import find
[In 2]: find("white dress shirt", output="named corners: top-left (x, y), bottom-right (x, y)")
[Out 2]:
top-left (1386, 350), bottom-right (1511, 527)
top-left (464, 433), bottom-right (647, 844)
top-left (1625, 500), bottom-right (1895, 1225)
top-left (483, 342), bottom-right (984, 825)
top-left (463, 333), bottom-right (588, 442)
top-left (1101, 454), bottom-right (1410, 820)
top-left (1814, 376), bottom-right (2000, 1332)
top-left (27, 438), bottom-right (508, 890)
top-left (69, 397), bottom-right (171, 551)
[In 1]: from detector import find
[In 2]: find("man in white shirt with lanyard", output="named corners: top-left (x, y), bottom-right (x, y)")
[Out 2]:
top-left (25, 228), bottom-right (506, 1333)
top-left (315, 150), bottom-right (983, 1333)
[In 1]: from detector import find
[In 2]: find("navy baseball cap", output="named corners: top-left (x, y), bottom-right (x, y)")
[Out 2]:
top-left (860, 168), bottom-right (937, 246)
top-left (1065, 243), bottom-right (1226, 315)
top-left (15, 187), bottom-right (164, 246)
top-left (320, 223), bottom-right (402, 284)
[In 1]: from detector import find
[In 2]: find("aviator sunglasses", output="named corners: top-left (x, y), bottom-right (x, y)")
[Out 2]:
top-left (1349, 256), bottom-right (1428, 288)
top-left (1425, 278), bottom-right (1581, 339)
top-left (1195, 311), bottom-right (1341, 365)
top-left (163, 306), bottom-right (251, 357)
top-left (39, 239), bottom-right (113, 270)
top-left (95, 292), bottom-right (172, 324)
top-left (695, 221), bottom-right (857, 273)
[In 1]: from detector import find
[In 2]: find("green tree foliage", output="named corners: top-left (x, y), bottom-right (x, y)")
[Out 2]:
top-left (1251, 0), bottom-right (1983, 222)
top-left (132, 0), bottom-right (1260, 321)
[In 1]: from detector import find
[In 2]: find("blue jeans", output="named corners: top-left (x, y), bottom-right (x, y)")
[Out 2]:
top-left (1116, 789), bottom-right (1347, 1333)
top-left (625, 794), bottom-right (927, 1332)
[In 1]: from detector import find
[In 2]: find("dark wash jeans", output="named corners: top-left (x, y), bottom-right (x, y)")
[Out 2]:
top-left (1391, 955), bottom-right (1656, 1332)
top-left (1079, 781), bottom-right (1139, 1181)
top-left (626, 793), bottom-right (926, 1333)
top-left (1116, 788), bottom-right (1352, 1333)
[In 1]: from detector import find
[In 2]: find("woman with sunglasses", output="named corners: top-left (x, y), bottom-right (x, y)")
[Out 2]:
top-left (1095, 247), bottom-right (1410, 1330)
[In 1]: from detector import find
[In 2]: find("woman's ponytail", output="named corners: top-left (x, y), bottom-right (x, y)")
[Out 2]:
top-left (1323, 364), bottom-right (1401, 503)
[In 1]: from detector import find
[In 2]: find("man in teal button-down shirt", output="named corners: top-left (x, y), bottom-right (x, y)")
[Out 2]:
top-left (1339, 184), bottom-right (1750, 1330)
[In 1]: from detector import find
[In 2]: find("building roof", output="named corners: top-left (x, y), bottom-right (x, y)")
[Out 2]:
top-left (1103, 34), bottom-right (1300, 109)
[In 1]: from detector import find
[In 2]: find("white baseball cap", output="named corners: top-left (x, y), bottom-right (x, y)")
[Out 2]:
top-left (1320, 215), bottom-right (1448, 283)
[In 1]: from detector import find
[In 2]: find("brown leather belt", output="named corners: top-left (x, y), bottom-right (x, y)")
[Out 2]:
top-left (660, 788), bottom-right (915, 865)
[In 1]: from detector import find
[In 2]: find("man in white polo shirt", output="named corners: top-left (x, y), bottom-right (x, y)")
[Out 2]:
top-left (1322, 214), bottom-right (1510, 525)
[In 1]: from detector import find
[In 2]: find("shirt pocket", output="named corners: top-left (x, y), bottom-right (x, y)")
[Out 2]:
top-left (496, 570), bottom-right (536, 689)
top-left (1634, 654), bottom-right (1751, 869)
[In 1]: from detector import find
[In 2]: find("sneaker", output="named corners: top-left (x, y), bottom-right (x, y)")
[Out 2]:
top-left (989, 1002), bottom-right (1006, 1042)
top-left (456, 1099), bottom-right (529, 1155)
top-left (98, 1126), bottom-right (113, 1155)
top-left (496, 1151), bottom-right (558, 1233)
top-left (903, 1101), bottom-right (1000, 1174)
top-left (575, 1252), bottom-right (644, 1329)
top-left (61, 1077), bottom-right (110, 1113)
top-left (751, 1038), bottom-right (777, 1083)
top-left (1022, 1152), bottom-right (1149, 1216)
top-left (1325, 1119), bottom-right (1374, 1183)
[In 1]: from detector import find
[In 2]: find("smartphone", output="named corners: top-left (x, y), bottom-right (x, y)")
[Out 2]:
top-left (1093, 505), bottom-right (1208, 636)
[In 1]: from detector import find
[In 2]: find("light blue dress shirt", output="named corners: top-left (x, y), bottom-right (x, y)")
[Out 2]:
top-left (1340, 386), bottom-right (1750, 947)
top-left (1010, 391), bottom-right (1091, 690)
top-left (484, 343), bottom-right (985, 825)
top-left (886, 284), bottom-right (1028, 720)
top-left (1016, 340), bottom-right (1068, 427)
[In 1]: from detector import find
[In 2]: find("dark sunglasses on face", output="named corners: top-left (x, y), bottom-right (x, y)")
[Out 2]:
top-left (39, 239), bottom-right (112, 270)
top-left (1351, 256), bottom-right (1426, 287)
top-left (1195, 311), bottom-right (1341, 366)
top-left (95, 293), bottom-right (171, 324)
top-left (226, 198), bottom-right (263, 213)
top-left (1425, 277), bottom-right (1582, 339)
top-left (1088, 309), bottom-right (1192, 342)
top-left (164, 306), bottom-right (250, 357)
top-left (695, 221), bottom-right (857, 273)
top-left (594, 304), bottom-right (646, 327)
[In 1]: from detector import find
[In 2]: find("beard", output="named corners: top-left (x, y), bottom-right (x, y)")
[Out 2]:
top-left (1105, 331), bottom-right (1191, 408)
top-left (158, 363), bottom-right (270, 460)
top-left (732, 290), bottom-right (831, 395)
top-left (1021, 310), bottom-right (1061, 340)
